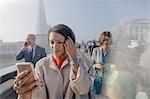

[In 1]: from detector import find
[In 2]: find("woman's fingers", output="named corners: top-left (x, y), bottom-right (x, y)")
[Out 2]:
top-left (16, 80), bottom-right (38, 94)
top-left (65, 39), bottom-right (70, 49)
top-left (95, 63), bottom-right (103, 68)
top-left (13, 82), bottom-right (19, 91)
top-left (18, 72), bottom-right (35, 86)
top-left (68, 36), bottom-right (74, 45)
top-left (64, 36), bottom-right (76, 59)
top-left (22, 85), bottom-right (38, 96)
top-left (14, 70), bottom-right (29, 83)
top-left (65, 36), bottom-right (75, 49)
top-left (13, 69), bottom-right (39, 96)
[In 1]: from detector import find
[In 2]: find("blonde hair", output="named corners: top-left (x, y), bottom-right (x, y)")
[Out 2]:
top-left (98, 31), bottom-right (112, 46)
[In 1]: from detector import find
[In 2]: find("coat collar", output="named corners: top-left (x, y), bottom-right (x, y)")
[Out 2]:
top-left (48, 55), bottom-right (70, 72)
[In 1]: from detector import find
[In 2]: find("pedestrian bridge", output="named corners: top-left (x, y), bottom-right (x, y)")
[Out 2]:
top-left (0, 51), bottom-right (148, 99)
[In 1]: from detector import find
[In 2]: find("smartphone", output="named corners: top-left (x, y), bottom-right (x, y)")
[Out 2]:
top-left (16, 62), bottom-right (33, 73)
top-left (16, 62), bottom-right (36, 80)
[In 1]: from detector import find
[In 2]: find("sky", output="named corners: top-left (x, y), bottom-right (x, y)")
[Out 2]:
top-left (0, 0), bottom-right (149, 42)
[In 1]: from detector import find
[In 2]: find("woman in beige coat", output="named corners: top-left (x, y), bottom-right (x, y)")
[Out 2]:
top-left (13, 24), bottom-right (90, 99)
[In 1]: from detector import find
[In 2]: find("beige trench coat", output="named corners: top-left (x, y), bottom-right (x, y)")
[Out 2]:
top-left (31, 55), bottom-right (90, 99)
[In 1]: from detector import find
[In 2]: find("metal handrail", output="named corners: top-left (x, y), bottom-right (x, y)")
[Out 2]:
top-left (0, 65), bottom-right (17, 84)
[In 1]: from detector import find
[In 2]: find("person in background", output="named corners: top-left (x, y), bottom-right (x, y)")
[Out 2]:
top-left (13, 24), bottom-right (90, 99)
top-left (91, 31), bottom-right (112, 65)
top-left (16, 34), bottom-right (46, 66)
top-left (89, 31), bottom-right (113, 99)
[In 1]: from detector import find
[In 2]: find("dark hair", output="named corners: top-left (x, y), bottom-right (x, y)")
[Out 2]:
top-left (99, 31), bottom-right (112, 46)
top-left (48, 24), bottom-right (76, 43)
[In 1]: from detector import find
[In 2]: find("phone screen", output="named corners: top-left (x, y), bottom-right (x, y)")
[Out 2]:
top-left (16, 62), bottom-right (34, 73)
top-left (16, 62), bottom-right (36, 84)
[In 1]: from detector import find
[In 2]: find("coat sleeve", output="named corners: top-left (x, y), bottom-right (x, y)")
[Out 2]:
top-left (31, 61), bottom-right (47, 99)
top-left (16, 47), bottom-right (26, 60)
top-left (92, 48), bottom-right (104, 64)
top-left (69, 58), bottom-right (91, 95)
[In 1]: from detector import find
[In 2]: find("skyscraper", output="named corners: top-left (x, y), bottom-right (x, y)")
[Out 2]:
top-left (36, 0), bottom-right (49, 53)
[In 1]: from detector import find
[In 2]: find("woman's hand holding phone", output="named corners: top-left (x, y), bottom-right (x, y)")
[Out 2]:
top-left (13, 63), bottom-right (39, 99)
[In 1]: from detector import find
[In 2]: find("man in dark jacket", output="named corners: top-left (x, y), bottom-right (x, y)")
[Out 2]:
top-left (16, 34), bottom-right (46, 67)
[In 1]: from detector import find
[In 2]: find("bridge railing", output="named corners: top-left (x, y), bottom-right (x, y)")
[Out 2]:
top-left (0, 65), bottom-right (17, 99)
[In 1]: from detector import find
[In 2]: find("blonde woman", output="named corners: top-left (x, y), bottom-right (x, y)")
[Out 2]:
top-left (89, 31), bottom-right (112, 99)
